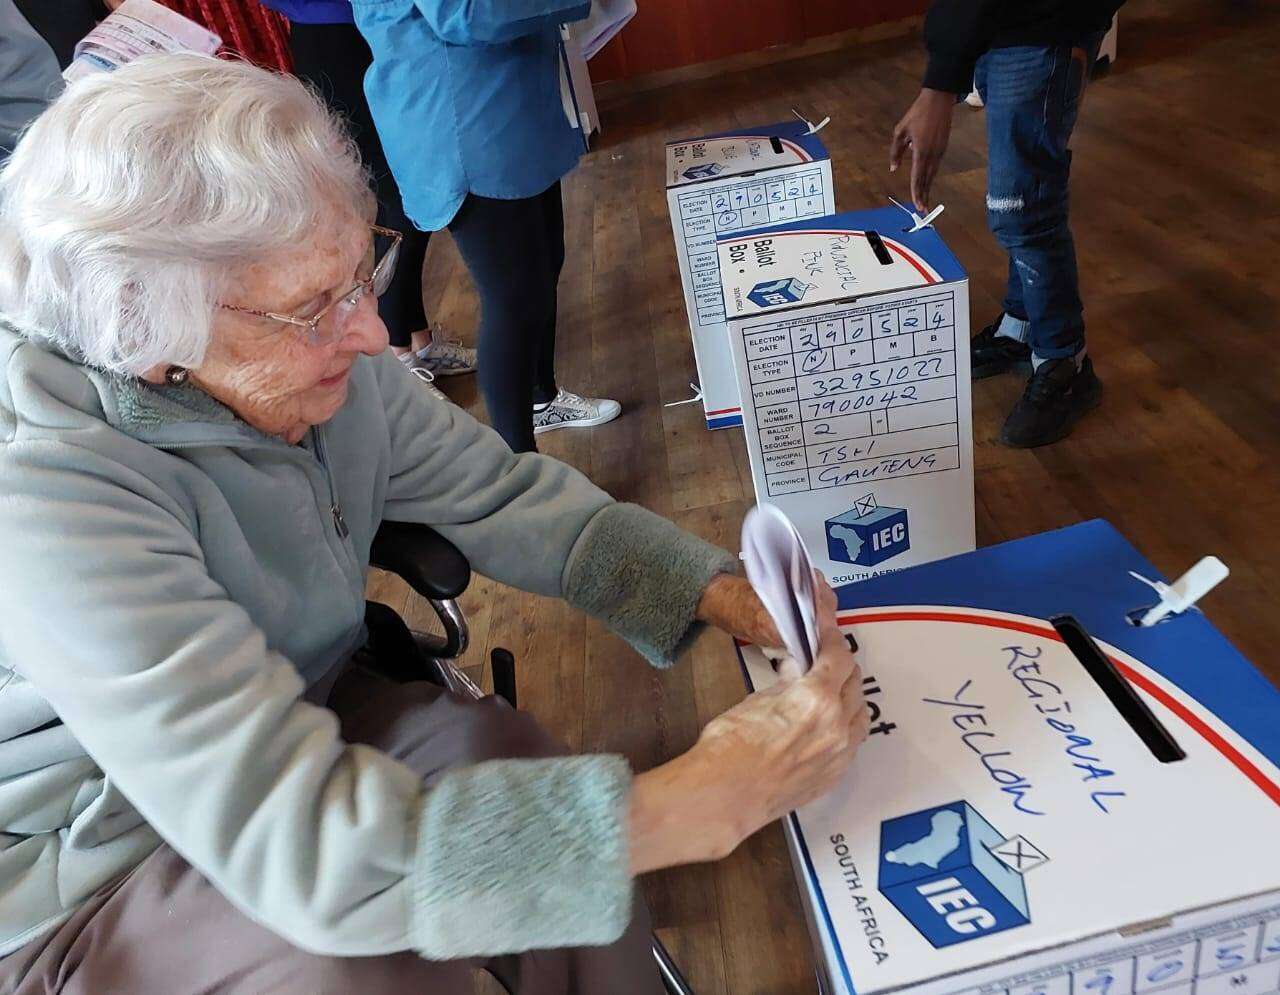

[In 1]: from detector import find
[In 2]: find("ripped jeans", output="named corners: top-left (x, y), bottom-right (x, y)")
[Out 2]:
top-left (975, 35), bottom-right (1104, 360)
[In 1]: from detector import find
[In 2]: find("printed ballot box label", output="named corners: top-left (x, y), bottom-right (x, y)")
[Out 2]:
top-left (665, 123), bottom-right (833, 427)
top-left (721, 207), bottom-right (975, 582)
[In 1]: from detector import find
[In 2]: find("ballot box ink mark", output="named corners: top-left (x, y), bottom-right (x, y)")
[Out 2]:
top-left (1050, 616), bottom-right (1186, 764)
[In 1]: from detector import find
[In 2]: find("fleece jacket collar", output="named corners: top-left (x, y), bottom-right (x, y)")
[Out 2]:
top-left (2, 316), bottom-right (285, 450)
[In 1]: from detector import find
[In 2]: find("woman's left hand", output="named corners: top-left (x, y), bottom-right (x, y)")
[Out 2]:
top-left (692, 573), bottom-right (774, 648)
top-left (697, 571), bottom-right (839, 651)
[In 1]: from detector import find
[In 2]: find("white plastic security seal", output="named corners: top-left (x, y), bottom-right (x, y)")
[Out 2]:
top-left (1129, 556), bottom-right (1229, 627)
top-left (888, 195), bottom-right (946, 232)
top-left (791, 108), bottom-right (831, 136)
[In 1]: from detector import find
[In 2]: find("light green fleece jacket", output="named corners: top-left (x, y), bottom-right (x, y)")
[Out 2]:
top-left (0, 319), bottom-right (735, 961)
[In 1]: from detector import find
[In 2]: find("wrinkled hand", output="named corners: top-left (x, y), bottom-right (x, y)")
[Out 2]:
top-left (697, 614), bottom-right (868, 836)
top-left (697, 571), bottom-right (837, 655)
top-left (629, 601), bottom-right (866, 873)
top-left (889, 88), bottom-right (956, 211)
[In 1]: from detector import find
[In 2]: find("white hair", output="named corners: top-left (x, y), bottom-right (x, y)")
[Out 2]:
top-left (0, 54), bottom-right (370, 375)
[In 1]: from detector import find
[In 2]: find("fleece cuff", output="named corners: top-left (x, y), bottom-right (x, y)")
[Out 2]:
top-left (922, 54), bottom-right (976, 95)
top-left (562, 503), bottom-right (738, 668)
top-left (411, 755), bottom-right (633, 960)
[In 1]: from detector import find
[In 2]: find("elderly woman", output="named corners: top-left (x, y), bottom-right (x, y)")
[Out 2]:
top-left (0, 56), bottom-right (868, 993)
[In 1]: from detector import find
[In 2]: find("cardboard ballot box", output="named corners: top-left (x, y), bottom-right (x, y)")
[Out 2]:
top-left (719, 206), bottom-right (975, 584)
top-left (738, 521), bottom-right (1280, 995)
top-left (665, 122), bottom-right (834, 429)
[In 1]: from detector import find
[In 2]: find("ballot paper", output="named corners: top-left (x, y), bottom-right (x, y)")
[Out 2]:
top-left (64, 0), bottom-right (221, 83)
top-left (741, 503), bottom-right (819, 669)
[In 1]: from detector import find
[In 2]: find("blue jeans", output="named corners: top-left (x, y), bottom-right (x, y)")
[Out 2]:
top-left (975, 36), bottom-right (1103, 360)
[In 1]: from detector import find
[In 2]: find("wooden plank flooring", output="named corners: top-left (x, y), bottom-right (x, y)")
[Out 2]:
top-left (370, 1), bottom-right (1280, 988)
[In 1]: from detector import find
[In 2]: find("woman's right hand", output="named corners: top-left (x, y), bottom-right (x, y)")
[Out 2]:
top-left (628, 600), bottom-right (869, 874)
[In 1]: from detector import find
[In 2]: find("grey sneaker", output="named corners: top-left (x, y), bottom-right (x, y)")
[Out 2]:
top-left (416, 333), bottom-right (477, 377)
top-left (532, 388), bottom-right (622, 434)
top-left (397, 351), bottom-right (449, 403)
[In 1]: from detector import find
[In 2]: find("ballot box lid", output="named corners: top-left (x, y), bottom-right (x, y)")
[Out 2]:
top-left (717, 205), bottom-right (967, 322)
top-left (665, 120), bottom-right (830, 188)
top-left (738, 520), bottom-right (1280, 994)
top-left (836, 518), bottom-right (1280, 775)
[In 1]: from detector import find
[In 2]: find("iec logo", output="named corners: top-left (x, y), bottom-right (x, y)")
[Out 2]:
top-left (682, 162), bottom-right (724, 180)
top-left (878, 801), bottom-right (1047, 949)
top-left (825, 493), bottom-right (909, 567)
top-left (747, 277), bottom-right (812, 309)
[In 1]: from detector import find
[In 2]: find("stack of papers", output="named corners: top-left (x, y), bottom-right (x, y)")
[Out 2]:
top-left (65, 0), bottom-right (220, 83)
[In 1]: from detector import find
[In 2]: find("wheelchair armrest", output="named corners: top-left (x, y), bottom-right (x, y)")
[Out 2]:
top-left (370, 520), bottom-right (471, 602)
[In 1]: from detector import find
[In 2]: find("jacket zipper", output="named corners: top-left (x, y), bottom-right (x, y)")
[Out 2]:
top-left (157, 428), bottom-right (350, 542)
top-left (311, 426), bottom-right (349, 539)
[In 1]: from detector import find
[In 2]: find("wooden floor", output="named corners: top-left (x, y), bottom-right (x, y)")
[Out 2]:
top-left (367, 1), bottom-right (1280, 989)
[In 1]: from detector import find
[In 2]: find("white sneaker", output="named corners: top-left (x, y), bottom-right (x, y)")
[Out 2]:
top-left (397, 351), bottom-right (450, 403)
top-left (416, 332), bottom-right (477, 377)
top-left (532, 388), bottom-right (621, 434)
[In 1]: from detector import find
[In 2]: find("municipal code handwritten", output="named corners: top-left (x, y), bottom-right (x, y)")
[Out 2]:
top-left (922, 680), bottom-right (1045, 817)
top-left (1005, 645), bottom-right (1128, 814)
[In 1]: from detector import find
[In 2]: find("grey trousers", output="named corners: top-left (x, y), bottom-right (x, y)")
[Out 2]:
top-left (0, 666), bottom-right (664, 995)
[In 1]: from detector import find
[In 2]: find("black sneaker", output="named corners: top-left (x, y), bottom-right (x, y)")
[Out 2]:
top-left (971, 316), bottom-right (1032, 379)
top-left (1000, 356), bottom-right (1103, 448)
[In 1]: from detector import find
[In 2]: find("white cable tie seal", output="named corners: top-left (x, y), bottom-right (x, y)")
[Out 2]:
top-left (888, 196), bottom-right (945, 232)
top-left (909, 203), bottom-right (946, 232)
top-left (664, 382), bottom-right (704, 408)
top-left (791, 108), bottom-right (830, 135)
top-left (1129, 556), bottom-right (1229, 627)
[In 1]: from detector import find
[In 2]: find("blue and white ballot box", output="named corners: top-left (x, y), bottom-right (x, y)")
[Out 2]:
top-left (665, 122), bottom-right (834, 429)
top-left (719, 206), bottom-right (975, 584)
top-left (738, 521), bottom-right (1280, 995)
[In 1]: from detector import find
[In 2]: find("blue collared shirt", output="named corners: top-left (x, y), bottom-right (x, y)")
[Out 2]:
top-left (351, 0), bottom-right (590, 231)
top-left (257, 0), bottom-right (355, 24)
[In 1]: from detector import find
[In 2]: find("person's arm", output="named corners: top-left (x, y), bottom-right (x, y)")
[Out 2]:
top-left (411, 0), bottom-right (589, 45)
top-left (920, 0), bottom-right (1001, 96)
top-left (889, 0), bottom-right (1002, 211)
top-left (373, 354), bottom-right (738, 667)
top-left (0, 436), bottom-right (636, 959)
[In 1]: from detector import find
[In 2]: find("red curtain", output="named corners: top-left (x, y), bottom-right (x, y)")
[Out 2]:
top-left (160, 0), bottom-right (293, 73)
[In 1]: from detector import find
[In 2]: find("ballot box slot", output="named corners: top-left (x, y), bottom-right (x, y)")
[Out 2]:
top-left (770, 135), bottom-right (785, 154)
top-left (864, 229), bottom-right (895, 265)
top-left (1050, 615), bottom-right (1186, 763)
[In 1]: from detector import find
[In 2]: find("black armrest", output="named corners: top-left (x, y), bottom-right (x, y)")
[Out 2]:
top-left (370, 520), bottom-right (471, 601)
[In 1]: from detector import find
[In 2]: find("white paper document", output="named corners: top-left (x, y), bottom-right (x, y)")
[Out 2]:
top-left (571, 0), bottom-right (636, 60)
top-left (64, 0), bottom-right (221, 82)
top-left (741, 503), bottom-right (820, 669)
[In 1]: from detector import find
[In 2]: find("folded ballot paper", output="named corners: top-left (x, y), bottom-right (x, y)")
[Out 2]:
top-left (741, 503), bottom-right (820, 670)
top-left (737, 521), bottom-right (1280, 995)
top-left (64, 0), bottom-right (220, 83)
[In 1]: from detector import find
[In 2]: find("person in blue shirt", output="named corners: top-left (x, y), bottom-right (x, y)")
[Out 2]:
top-left (260, 0), bottom-right (478, 403)
top-left (349, 0), bottom-right (621, 453)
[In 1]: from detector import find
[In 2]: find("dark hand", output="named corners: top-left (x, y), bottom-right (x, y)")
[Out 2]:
top-left (889, 88), bottom-right (956, 212)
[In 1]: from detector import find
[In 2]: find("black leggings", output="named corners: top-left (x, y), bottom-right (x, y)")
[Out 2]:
top-left (448, 183), bottom-right (564, 453)
top-left (288, 22), bottom-right (430, 349)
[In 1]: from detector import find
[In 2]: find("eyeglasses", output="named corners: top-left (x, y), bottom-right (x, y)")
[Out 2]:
top-left (219, 224), bottom-right (402, 347)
